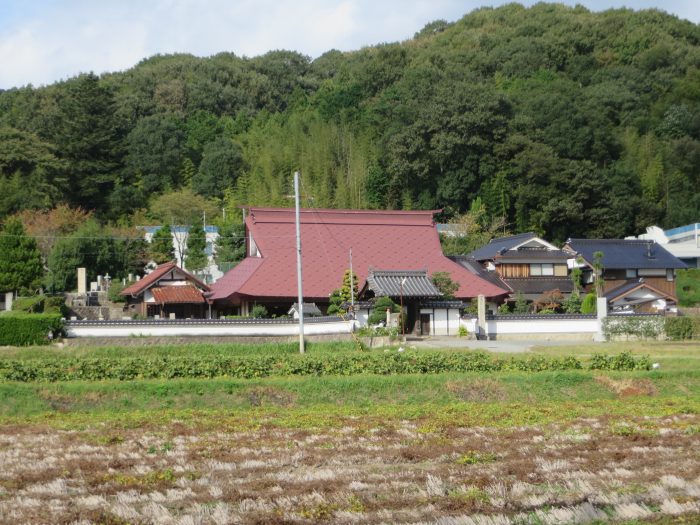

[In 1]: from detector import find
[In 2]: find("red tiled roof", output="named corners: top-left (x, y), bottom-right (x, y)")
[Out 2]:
top-left (207, 257), bottom-right (264, 301)
top-left (120, 262), bottom-right (209, 297)
top-left (151, 285), bottom-right (206, 304)
top-left (209, 208), bottom-right (509, 301)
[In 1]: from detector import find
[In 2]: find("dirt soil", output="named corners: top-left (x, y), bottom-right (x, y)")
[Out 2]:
top-left (0, 414), bottom-right (698, 524)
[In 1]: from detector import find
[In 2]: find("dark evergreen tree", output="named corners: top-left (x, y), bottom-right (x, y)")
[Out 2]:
top-left (192, 138), bottom-right (245, 200)
top-left (0, 218), bottom-right (43, 295)
top-left (214, 220), bottom-right (246, 272)
top-left (185, 225), bottom-right (208, 272)
top-left (149, 225), bottom-right (174, 264)
top-left (53, 73), bottom-right (122, 213)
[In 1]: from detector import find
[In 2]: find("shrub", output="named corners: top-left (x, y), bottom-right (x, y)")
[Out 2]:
top-left (665, 316), bottom-right (694, 340)
top-left (11, 295), bottom-right (45, 313)
top-left (108, 281), bottom-right (127, 303)
top-left (580, 292), bottom-right (596, 314)
top-left (589, 351), bottom-right (651, 371)
top-left (250, 305), bottom-right (268, 319)
top-left (368, 297), bottom-right (399, 325)
top-left (44, 295), bottom-right (69, 317)
top-left (563, 292), bottom-right (582, 314)
top-left (0, 351), bottom-right (649, 382)
top-left (603, 316), bottom-right (664, 340)
top-left (0, 313), bottom-right (64, 346)
top-left (458, 325), bottom-right (468, 337)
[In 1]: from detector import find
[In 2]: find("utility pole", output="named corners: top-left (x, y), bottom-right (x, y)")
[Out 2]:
top-left (294, 171), bottom-right (305, 354)
top-left (349, 248), bottom-right (354, 313)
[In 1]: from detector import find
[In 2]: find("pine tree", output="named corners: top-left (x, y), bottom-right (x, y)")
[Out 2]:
top-left (150, 225), bottom-right (174, 264)
top-left (185, 226), bottom-right (208, 272)
top-left (0, 218), bottom-right (43, 295)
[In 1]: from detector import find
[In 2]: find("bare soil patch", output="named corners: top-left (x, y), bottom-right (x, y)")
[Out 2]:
top-left (595, 375), bottom-right (658, 397)
top-left (0, 414), bottom-right (698, 524)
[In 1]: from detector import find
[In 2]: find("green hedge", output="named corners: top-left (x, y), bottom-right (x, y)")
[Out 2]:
top-left (0, 313), bottom-right (64, 346)
top-left (0, 351), bottom-right (650, 382)
top-left (665, 317), bottom-right (695, 340)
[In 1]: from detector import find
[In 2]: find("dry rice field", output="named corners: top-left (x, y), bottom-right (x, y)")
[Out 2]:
top-left (1, 413), bottom-right (699, 524)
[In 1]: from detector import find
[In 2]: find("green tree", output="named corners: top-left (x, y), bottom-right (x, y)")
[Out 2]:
top-left (53, 73), bottom-right (122, 213)
top-left (125, 112), bottom-right (185, 194)
top-left (185, 226), bottom-right (208, 273)
top-left (192, 137), bottom-right (245, 199)
top-left (0, 218), bottom-right (43, 295)
top-left (149, 188), bottom-right (220, 226)
top-left (214, 220), bottom-right (246, 272)
top-left (149, 225), bottom-right (174, 264)
top-left (327, 269), bottom-right (359, 315)
top-left (45, 221), bottom-right (134, 292)
top-left (593, 251), bottom-right (604, 297)
top-left (513, 292), bottom-right (529, 314)
top-left (431, 271), bottom-right (459, 299)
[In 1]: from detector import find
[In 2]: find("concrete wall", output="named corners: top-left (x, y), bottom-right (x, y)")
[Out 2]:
top-left (65, 318), bottom-right (353, 338)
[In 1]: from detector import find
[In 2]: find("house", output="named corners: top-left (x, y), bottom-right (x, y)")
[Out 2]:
top-left (453, 232), bottom-right (574, 303)
top-left (208, 207), bottom-right (509, 330)
top-left (119, 261), bottom-right (211, 319)
top-left (629, 224), bottom-right (700, 269)
top-left (563, 239), bottom-right (687, 313)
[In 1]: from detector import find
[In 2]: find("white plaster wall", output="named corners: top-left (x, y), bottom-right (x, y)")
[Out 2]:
top-left (420, 308), bottom-right (461, 335)
top-left (486, 318), bottom-right (598, 334)
top-left (356, 308), bottom-right (371, 327)
top-left (67, 321), bottom-right (354, 338)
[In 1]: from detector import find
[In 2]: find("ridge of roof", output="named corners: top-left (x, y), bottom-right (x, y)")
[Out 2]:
top-left (466, 232), bottom-right (539, 260)
top-left (119, 262), bottom-right (210, 296)
top-left (248, 207), bottom-right (440, 216)
top-left (487, 232), bottom-right (537, 244)
top-left (120, 262), bottom-right (178, 296)
top-left (568, 238), bottom-right (664, 245)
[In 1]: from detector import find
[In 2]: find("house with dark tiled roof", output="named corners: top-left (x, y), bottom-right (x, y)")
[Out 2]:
top-left (208, 207), bottom-right (509, 332)
top-left (119, 261), bottom-right (210, 319)
top-left (453, 233), bottom-right (574, 304)
top-left (563, 239), bottom-right (687, 313)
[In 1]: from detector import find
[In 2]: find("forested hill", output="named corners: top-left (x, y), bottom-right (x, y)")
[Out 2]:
top-left (1, 3), bottom-right (699, 242)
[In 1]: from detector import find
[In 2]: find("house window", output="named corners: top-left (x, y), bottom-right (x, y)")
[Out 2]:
top-left (626, 269), bottom-right (637, 279)
top-left (530, 263), bottom-right (554, 276)
top-left (667, 269), bottom-right (674, 281)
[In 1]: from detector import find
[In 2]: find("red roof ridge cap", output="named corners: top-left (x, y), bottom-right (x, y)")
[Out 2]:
top-left (248, 207), bottom-right (440, 215)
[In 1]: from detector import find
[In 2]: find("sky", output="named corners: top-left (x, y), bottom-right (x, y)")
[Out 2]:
top-left (0, 0), bottom-right (697, 89)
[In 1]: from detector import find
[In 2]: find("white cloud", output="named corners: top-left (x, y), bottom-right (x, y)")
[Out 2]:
top-left (0, 0), bottom-right (697, 89)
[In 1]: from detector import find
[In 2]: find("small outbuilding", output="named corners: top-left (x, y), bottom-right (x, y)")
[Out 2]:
top-left (119, 262), bottom-right (210, 319)
top-left (287, 302), bottom-right (323, 319)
